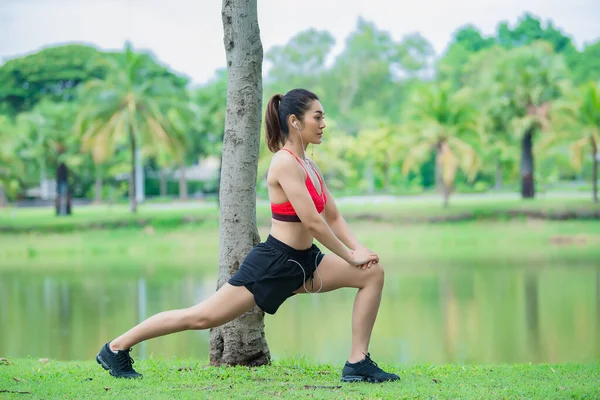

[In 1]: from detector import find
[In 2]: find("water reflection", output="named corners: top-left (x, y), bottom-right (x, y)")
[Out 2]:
top-left (1, 265), bottom-right (599, 364)
top-left (524, 271), bottom-right (540, 362)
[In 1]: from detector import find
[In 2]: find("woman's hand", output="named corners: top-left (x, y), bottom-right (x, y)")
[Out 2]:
top-left (349, 247), bottom-right (379, 268)
top-left (354, 245), bottom-right (379, 270)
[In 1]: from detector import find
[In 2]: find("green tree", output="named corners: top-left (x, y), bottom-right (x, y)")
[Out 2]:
top-left (0, 45), bottom-right (107, 115)
top-left (550, 82), bottom-right (600, 202)
top-left (0, 116), bottom-right (24, 205)
top-left (437, 25), bottom-right (494, 88)
top-left (75, 43), bottom-right (186, 212)
top-left (190, 70), bottom-right (228, 197)
top-left (496, 13), bottom-right (575, 54)
top-left (493, 42), bottom-right (569, 198)
top-left (327, 18), bottom-right (433, 131)
top-left (265, 28), bottom-right (335, 93)
top-left (463, 42), bottom-right (569, 197)
top-left (352, 125), bottom-right (409, 193)
top-left (14, 101), bottom-right (82, 200)
top-left (402, 84), bottom-right (482, 207)
top-left (462, 46), bottom-right (517, 189)
top-left (570, 41), bottom-right (600, 85)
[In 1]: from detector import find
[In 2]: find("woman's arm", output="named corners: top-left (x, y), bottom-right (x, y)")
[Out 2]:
top-left (308, 160), bottom-right (367, 252)
top-left (274, 154), bottom-right (377, 267)
top-left (323, 190), bottom-right (361, 250)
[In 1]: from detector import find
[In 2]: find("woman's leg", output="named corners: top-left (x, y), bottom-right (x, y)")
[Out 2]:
top-left (293, 255), bottom-right (385, 363)
top-left (110, 283), bottom-right (256, 351)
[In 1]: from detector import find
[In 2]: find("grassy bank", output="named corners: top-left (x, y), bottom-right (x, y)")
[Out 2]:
top-left (1, 220), bottom-right (599, 273)
top-left (1, 358), bottom-right (598, 399)
top-left (0, 195), bottom-right (598, 233)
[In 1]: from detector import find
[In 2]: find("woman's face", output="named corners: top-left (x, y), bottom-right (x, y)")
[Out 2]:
top-left (297, 100), bottom-right (326, 145)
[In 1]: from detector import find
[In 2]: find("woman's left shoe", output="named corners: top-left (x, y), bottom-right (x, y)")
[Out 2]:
top-left (341, 353), bottom-right (400, 383)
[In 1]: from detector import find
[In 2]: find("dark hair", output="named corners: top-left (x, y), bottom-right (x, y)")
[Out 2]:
top-left (265, 88), bottom-right (319, 153)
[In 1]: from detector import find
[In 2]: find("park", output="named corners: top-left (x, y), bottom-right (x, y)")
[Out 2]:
top-left (1, 0), bottom-right (599, 398)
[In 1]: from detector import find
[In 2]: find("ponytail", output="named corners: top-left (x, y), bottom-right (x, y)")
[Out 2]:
top-left (264, 89), bottom-right (319, 153)
top-left (265, 93), bottom-right (283, 153)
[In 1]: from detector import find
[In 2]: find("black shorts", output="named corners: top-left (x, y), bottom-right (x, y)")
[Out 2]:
top-left (228, 235), bottom-right (325, 315)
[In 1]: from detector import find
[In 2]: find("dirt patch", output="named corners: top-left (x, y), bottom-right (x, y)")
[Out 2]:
top-left (549, 235), bottom-right (596, 246)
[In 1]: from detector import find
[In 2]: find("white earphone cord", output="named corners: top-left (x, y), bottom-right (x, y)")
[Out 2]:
top-left (286, 252), bottom-right (323, 294)
top-left (295, 123), bottom-right (307, 160)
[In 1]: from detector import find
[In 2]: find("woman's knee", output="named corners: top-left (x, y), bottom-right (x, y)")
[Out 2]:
top-left (368, 263), bottom-right (385, 287)
top-left (182, 307), bottom-right (215, 330)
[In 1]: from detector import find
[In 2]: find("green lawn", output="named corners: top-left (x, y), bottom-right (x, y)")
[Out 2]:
top-left (0, 194), bottom-right (598, 233)
top-left (1, 220), bottom-right (598, 273)
top-left (1, 358), bottom-right (598, 399)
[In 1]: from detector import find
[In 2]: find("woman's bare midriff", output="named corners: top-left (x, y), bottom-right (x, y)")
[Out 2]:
top-left (269, 218), bottom-right (318, 250)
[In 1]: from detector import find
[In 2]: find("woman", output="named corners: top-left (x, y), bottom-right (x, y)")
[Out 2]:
top-left (96, 88), bottom-right (399, 383)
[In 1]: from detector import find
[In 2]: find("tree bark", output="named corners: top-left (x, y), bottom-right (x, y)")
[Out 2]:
top-left (179, 164), bottom-right (188, 200)
top-left (159, 169), bottom-right (168, 198)
top-left (520, 129), bottom-right (535, 198)
top-left (55, 163), bottom-right (71, 216)
top-left (0, 184), bottom-right (7, 207)
top-left (435, 143), bottom-right (443, 194)
top-left (495, 160), bottom-right (502, 190)
top-left (210, 0), bottom-right (268, 367)
top-left (591, 138), bottom-right (598, 203)
top-left (437, 141), bottom-right (454, 208)
top-left (129, 132), bottom-right (137, 213)
top-left (94, 168), bottom-right (103, 204)
top-left (442, 185), bottom-right (451, 208)
top-left (383, 163), bottom-right (391, 192)
top-left (365, 159), bottom-right (375, 195)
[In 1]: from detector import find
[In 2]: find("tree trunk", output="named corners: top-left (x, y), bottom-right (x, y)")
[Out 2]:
top-left (383, 163), bottom-right (391, 192)
top-left (365, 159), bottom-right (375, 195)
top-left (159, 169), bottom-right (168, 198)
top-left (55, 163), bottom-right (71, 216)
top-left (495, 160), bottom-right (502, 190)
top-left (94, 168), bottom-right (103, 204)
top-left (0, 184), bottom-right (7, 207)
top-left (216, 153), bottom-right (222, 206)
top-left (210, 0), bottom-right (268, 367)
top-left (442, 185), bottom-right (451, 208)
top-left (135, 149), bottom-right (145, 204)
top-left (435, 144), bottom-right (443, 194)
top-left (591, 138), bottom-right (598, 203)
top-left (129, 133), bottom-right (137, 213)
top-left (179, 164), bottom-right (188, 200)
top-left (520, 129), bottom-right (535, 198)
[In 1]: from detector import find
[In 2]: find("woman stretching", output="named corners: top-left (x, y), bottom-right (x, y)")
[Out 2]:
top-left (96, 88), bottom-right (400, 383)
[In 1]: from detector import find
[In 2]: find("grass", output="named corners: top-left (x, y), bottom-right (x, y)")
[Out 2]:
top-left (1, 358), bottom-right (598, 399)
top-left (1, 220), bottom-right (599, 273)
top-left (0, 194), bottom-right (598, 233)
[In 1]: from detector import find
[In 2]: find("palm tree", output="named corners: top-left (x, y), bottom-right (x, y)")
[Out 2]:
top-left (0, 116), bottom-right (24, 206)
top-left (550, 82), bottom-right (600, 202)
top-left (75, 43), bottom-right (186, 212)
top-left (15, 101), bottom-right (82, 206)
top-left (462, 42), bottom-right (569, 197)
top-left (402, 84), bottom-right (482, 207)
top-left (491, 42), bottom-right (568, 198)
top-left (354, 125), bottom-right (408, 192)
top-left (463, 53), bottom-right (518, 189)
top-left (148, 106), bottom-right (192, 200)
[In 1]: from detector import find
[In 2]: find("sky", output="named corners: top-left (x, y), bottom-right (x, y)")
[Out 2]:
top-left (1, 0), bottom-right (599, 86)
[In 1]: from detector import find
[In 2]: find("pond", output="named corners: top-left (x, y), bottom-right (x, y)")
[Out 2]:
top-left (1, 260), bottom-right (598, 365)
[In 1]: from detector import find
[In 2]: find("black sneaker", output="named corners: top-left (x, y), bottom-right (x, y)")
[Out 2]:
top-left (341, 353), bottom-right (400, 383)
top-left (96, 342), bottom-right (142, 379)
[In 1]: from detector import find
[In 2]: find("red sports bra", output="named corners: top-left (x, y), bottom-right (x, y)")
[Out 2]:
top-left (271, 148), bottom-right (327, 222)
